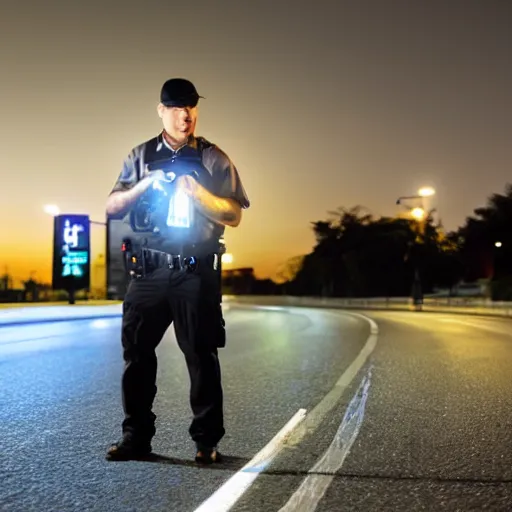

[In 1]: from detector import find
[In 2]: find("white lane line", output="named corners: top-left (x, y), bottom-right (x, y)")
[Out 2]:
top-left (193, 408), bottom-right (307, 512)
top-left (286, 311), bottom-right (378, 447)
top-left (279, 368), bottom-right (372, 512)
top-left (194, 310), bottom-right (378, 512)
top-left (271, 311), bottom-right (377, 511)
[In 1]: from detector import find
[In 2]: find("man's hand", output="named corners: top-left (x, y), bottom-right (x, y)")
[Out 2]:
top-left (144, 169), bottom-right (168, 183)
top-left (106, 170), bottom-right (170, 217)
top-left (176, 175), bottom-right (199, 197)
top-left (176, 174), bottom-right (242, 227)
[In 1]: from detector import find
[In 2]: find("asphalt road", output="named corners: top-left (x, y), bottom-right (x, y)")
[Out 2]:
top-left (1, 306), bottom-right (511, 511)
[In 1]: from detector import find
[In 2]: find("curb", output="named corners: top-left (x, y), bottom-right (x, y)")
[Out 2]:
top-left (1, 297), bottom-right (511, 328)
top-left (0, 313), bottom-right (123, 328)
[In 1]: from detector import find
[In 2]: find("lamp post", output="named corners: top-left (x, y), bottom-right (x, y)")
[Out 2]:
top-left (395, 187), bottom-right (436, 310)
top-left (489, 241), bottom-right (504, 299)
top-left (43, 204), bottom-right (106, 227)
top-left (418, 186), bottom-right (435, 198)
top-left (43, 204), bottom-right (61, 216)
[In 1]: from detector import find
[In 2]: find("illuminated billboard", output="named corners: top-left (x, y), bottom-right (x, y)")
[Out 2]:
top-left (52, 214), bottom-right (91, 291)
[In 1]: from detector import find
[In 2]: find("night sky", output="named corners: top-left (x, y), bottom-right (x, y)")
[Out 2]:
top-left (1, 0), bottom-right (511, 285)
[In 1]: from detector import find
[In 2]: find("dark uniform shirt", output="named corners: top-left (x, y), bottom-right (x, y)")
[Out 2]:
top-left (109, 132), bottom-right (250, 256)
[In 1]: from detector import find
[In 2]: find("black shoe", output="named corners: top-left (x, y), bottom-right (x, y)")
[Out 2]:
top-left (106, 437), bottom-right (152, 461)
top-left (195, 445), bottom-right (222, 464)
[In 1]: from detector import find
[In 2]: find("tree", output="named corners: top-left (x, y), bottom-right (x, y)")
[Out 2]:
top-left (276, 255), bottom-right (305, 283)
top-left (287, 205), bottom-right (463, 298)
top-left (280, 184), bottom-right (512, 299)
top-left (452, 183), bottom-right (512, 298)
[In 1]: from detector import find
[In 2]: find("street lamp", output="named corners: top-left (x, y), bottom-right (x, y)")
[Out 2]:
top-left (43, 204), bottom-right (60, 216)
top-left (395, 186), bottom-right (436, 311)
top-left (396, 186), bottom-right (436, 205)
top-left (418, 186), bottom-right (436, 197)
top-left (221, 253), bottom-right (233, 264)
top-left (410, 207), bottom-right (426, 220)
top-left (43, 205), bottom-right (106, 226)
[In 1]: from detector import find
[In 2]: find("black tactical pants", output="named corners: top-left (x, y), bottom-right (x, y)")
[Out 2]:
top-left (119, 261), bottom-right (225, 449)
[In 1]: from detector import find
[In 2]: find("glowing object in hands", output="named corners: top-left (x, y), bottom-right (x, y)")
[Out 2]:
top-left (166, 188), bottom-right (191, 228)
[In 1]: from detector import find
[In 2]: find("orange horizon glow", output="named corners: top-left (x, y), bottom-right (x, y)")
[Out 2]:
top-left (1, 222), bottom-right (311, 289)
top-left (2, 1), bottom-right (511, 293)
top-left (0, 254), bottom-right (297, 289)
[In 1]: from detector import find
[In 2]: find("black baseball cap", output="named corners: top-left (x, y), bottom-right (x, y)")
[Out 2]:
top-left (160, 78), bottom-right (204, 107)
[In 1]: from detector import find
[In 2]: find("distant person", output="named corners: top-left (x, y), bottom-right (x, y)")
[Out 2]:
top-left (105, 78), bottom-right (250, 463)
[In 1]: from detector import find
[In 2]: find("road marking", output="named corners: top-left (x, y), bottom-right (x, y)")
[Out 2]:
top-left (272, 311), bottom-right (377, 511)
top-left (286, 311), bottom-right (378, 447)
top-left (193, 408), bottom-right (307, 512)
top-left (194, 309), bottom-right (378, 512)
top-left (279, 367), bottom-right (373, 511)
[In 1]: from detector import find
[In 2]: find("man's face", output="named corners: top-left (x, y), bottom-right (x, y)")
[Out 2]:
top-left (158, 104), bottom-right (198, 145)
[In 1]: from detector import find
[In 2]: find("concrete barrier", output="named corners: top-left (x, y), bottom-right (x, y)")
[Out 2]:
top-left (0, 295), bottom-right (511, 327)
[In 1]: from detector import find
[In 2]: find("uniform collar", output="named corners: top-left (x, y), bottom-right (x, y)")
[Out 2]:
top-left (160, 131), bottom-right (198, 152)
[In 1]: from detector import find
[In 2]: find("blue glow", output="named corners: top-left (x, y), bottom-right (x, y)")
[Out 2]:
top-left (61, 251), bottom-right (88, 277)
top-left (63, 219), bottom-right (84, 248)
top-left (152, 180), bottom-right (167, 193)
top-left (60, 219), bottom-right (88, 277)
top-left (91, 319), bottom-right (110, 329)
top-left (241, 458), bottom-right (272, 473)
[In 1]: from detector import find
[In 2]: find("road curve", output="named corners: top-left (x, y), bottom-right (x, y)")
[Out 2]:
top-left (236, 310), bottom-right (512, 512)
top-left (2, 307), bottom-right (511, 511)
top-left (0, 304), bottom-right (371, 512)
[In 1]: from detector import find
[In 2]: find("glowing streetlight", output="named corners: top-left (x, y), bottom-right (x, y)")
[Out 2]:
top-left (411, 207), bottom-right (425, 220)
top-left (44, 204), bottom-right (60, 216)
top-left (418, 186), bottom-right (435, 197)
top-left (221, 253), bottom-right (233, 264)
top-left (43, 205), bottom-right (106, 227)
top-left (495, 241), bottom-right (502, 248)
top-left (395, 187), bottom-right (435, 311)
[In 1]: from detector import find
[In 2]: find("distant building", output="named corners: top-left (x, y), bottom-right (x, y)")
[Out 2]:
top-left (0, 273), bottom-right (12, 291)
top-left (0, 272), bottom-right (23, 303)
top-left (221, 267), bottom-right (280, 295)
top-left (222, 267), bottom-right (255, 295)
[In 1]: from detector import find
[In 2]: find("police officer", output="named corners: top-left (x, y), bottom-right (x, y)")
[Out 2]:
top-left (105, 78), bottom-right (250, 464)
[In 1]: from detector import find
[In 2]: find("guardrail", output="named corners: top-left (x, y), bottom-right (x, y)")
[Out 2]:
top-left (222, 295), bottom-right (512, 318)
top-left (0, 295), bottom-right (511, 327)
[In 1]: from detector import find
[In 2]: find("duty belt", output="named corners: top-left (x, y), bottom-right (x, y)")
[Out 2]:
top-left (127, 248), bottom-right (220, 279)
